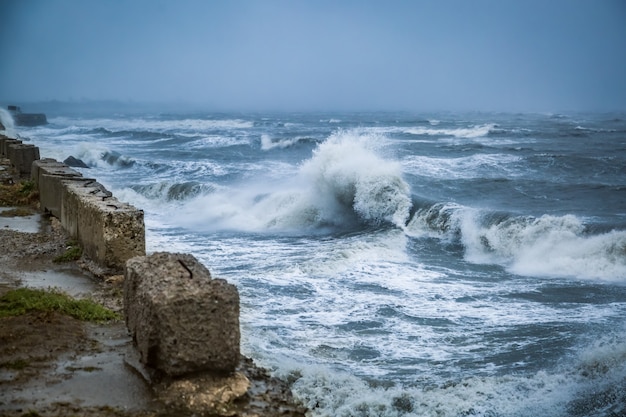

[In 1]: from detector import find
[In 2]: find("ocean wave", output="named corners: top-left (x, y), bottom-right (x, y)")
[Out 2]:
top-left (407, 203), bottom-right (626, 282)
top-left (187, 135), bottom-right (251, 149)
top-left (101, 150), bottom-right (135, 168)
top-left (131, 180), bottom-right (214, 201)
top-left (101, 129), bottom-right (175, 141)
top-left (403, 123), bottom-right (497, 138)
top-left (267, 326), bottom-right (626, 417)
top-left (178, 130), bottom-right (412, 232)
top-left (61, 143), bottom-right (135, 169)
top-left (260, 134), bottom-right (317, 150)
top-left (295, 130), bottom-right (412, 228)
top-left (50, 116), bottom-right (253, 134)
top-left (403, 153), bottom-right (523, 179)
top-left (0, 108), bottom-right (15, 130)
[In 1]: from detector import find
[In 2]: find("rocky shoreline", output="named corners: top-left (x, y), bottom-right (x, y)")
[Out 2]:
top-left (0, 155), bottom-right (307, 416)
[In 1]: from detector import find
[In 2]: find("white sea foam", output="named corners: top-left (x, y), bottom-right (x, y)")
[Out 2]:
top-left (215, 226), bottom-right (626, 416)
top-left (404, 123), bottom-right (497, 138)
top-left (402, 153), bottom-right (523, 179)
top-left (50, 116), bottom-right (253, 133)
top-left (261, 325), bottom-right (626, 417)
top-left (187, 134), bottom-right (250, 149)
top-left (283, 366), bottom-right (571, 417)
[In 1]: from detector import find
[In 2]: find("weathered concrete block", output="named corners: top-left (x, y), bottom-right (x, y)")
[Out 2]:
top-left (7, 143), bottom-right (39, 174)
top-left (31, 158), bottom-right (82, 187)
top-left (0, 136), bottom-right (11, 156)
top-left (32, 159), bottom-right (86, 217)
top-left (1, 138), bottom-right (21, 157)
top-left (31, 158), bottom-right (145, 272)
top-left (39, 174), bottom-right (92, 218)
top-left (62, 180), bottom-right (145, 271)
top-left (124, 252), bottom-right (240, 377)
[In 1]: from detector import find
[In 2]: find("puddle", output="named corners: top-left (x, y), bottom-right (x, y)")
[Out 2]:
top-left (5, 322), bottom-right (156, 411)
top-left (0, 207), bottom-right (42, 233)
top-left (19, 267), bottom-right (98, 298)
top-left (51, 324), bottom-right (155, 410)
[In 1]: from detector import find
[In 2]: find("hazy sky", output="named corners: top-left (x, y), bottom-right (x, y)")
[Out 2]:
top-left (1, 0), bottom-right (625, 112)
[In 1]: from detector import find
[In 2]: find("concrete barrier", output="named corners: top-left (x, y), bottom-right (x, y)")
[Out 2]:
top-left (33, 159), bottom-right (90, 217)
top-left (31, 158), bottom-right (78, 186)
top-left (124, 252), bottom-right (241, 377)
top-left (0, 138), bottom-right (22, 157)
top-left (0, 135), bottom-right (10, 153)
top-left (7, 143), bottom-right (40, 175)
top-left (31, 158), bottom-right (145, 272)
top-left (63, 179), bottom-right (145, 270)
top-left (1, 136), bottom-right (40, 175)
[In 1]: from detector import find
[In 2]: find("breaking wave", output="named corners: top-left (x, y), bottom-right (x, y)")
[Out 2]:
top-left (179, 130), bottom-right (412, 232)
top-left (260, 134), bottom-right (317, 150)
top-left (407, 203), bottom-right (626, 282)
top-left (51, 116), bottom-right (254, 133)
top-left (131, 181), bottom-right (215, 201)
top-left (61, 144), bottom-right (136, 169)
top-left (0, 108), bottom-right (15, 131)
top-left (403, 123), bottom-right (497, 138)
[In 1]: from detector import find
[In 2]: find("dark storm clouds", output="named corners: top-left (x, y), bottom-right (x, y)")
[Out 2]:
top-left (1, 0), bottom-right (625, 112)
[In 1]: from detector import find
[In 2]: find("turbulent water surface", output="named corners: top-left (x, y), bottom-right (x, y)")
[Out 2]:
top-left (12, 109), bottom-right (626, 416)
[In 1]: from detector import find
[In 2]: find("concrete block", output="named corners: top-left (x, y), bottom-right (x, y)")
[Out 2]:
top-left (1, 139), bottom-right (22, 157)
top-left (7, 143), bottom-right (39, 174)
top-left (124, 252), bottom-right (240, 376)
top-left (31, 158), bottom-right (82, 189)
top-left (62, 180), bottom-right (145, 271)
top-left (0, 136), bottom-right (10, 156)
top-left (32, 159), bottom-right (88, 217)
top-left (38, 172), bottom-right (89, 218)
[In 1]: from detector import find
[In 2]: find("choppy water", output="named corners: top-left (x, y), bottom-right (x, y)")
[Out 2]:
top-left (10, 108), bottom-right (626, 416)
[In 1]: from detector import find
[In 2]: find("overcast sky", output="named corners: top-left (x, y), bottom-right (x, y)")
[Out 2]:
top-left (1, 0), bottom-right (625, 112)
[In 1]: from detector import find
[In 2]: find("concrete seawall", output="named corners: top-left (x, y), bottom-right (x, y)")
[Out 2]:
top-left (1, 134), bottom-right (145, 273)
top-left (34, 158), bottom-right (146, 273)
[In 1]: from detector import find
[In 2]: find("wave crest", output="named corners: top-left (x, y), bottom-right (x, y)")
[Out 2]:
top-left (407, 204), bottom-right (626, 281)
top-left (180, 130), bottom-right (412, 232)
top-left (300, 130), bottom-right (412, 227)
top-left (132, 181), bottom-right (213, 201)
top-left (404, 123), bottom-right (497, 138)
top-left (0, 108), bottom-right (15, 131)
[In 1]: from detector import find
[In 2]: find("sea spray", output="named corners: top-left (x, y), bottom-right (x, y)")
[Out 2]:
top-left (179, 129), bottom-right (413, 231)
top-left (0, 108), bottom-right (15, 132)
top-left (299, 130), bottom-right (412, 228)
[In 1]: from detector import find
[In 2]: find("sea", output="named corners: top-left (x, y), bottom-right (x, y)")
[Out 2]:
top-left (4, 107), bottom-right (626, 416)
